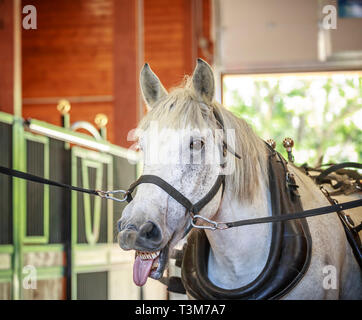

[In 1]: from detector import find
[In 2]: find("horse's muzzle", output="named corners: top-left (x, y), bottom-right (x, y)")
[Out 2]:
top-left (118, 221), bottom-right (163, 251)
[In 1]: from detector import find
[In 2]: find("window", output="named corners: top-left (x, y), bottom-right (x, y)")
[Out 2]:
top-left (223, 71), bottom-right (362, 166)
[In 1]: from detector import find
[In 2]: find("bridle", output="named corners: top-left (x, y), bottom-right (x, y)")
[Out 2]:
top-left (114, 108), bottom-right (238, 233)
top-left (125, 174), bottom-right (226, 232)
top-left (114, 146), bottom-right (362, 233)
top-left (102, 108), bottom-right (362, 236)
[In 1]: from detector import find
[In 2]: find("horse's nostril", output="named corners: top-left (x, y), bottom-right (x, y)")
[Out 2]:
top-left (138, 221), bottom-right (162, 244)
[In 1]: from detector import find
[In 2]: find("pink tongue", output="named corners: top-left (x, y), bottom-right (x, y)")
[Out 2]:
top-left (133, 255), bottom-right (155, 286)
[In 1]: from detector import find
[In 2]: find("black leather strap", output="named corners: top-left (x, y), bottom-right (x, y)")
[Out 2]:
top-left (224, 199), bottom-right (362, 228)
top-left (0, 165), bottom-right (99, 196)
top-left (213, 108), bottom-right (241, 159)
top-left (126, 174), bottom-right (225, 214)
top-left (316, 162), bottom-right (362, 184)
top-left (126, 175), bottom-right (193, 209)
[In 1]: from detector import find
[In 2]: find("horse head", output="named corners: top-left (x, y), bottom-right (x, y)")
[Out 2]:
top-left (117, 59), bottom-right (228, 286)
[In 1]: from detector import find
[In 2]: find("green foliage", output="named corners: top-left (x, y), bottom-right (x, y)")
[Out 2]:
top-left (223, 74), bottom-right (362, 166)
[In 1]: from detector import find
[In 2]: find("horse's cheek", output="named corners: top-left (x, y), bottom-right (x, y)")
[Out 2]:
top-left (165, 204), bottom-right (186, 236)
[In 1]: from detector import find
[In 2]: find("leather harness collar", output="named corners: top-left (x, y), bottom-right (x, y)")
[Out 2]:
top-left (180, 150), bottom-right (312, 300)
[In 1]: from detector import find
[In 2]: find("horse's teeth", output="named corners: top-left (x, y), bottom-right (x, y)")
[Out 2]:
top-left (136, 250), bottom-right (160, 260)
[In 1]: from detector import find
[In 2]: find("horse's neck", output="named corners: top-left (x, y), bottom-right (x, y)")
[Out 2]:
top-left (205, 183), bottom-right (272, 289)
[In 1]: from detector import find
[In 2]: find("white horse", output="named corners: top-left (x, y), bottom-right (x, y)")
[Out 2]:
top-left (118, 59), bottom-right (362, 299)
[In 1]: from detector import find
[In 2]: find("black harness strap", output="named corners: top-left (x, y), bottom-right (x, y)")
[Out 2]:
top-left (212, 107), bottom-right (241, 160)
top-left (192, 175), bottom-right (225, 213)
top-left (316, 162), bottom-right (362, 184)
top-left (126, 175), bottom-right (193, 208)
top-left (126, 174), bottom-right (225, 215)
top-left (224, 199), bottom-right (362, 228)
top-left (1, 162), bottom-right (361, 231)
top-left (0, 165), bottom-right (99, 196)
top-left (0, 140), bottom-right (361, 233)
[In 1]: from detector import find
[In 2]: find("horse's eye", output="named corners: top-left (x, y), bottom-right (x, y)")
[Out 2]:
top-left (190, 139), bottom-right (204, 151)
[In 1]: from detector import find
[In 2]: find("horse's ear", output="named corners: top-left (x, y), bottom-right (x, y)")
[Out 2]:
top-left (140, 63), bottom-right (168, 108)
top-left (192, 58), bottom-right (215, 103)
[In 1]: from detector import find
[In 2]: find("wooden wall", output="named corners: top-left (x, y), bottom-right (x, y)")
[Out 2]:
top-left (143, 0), bottom-right (213, 90)
top-left (113, 0), bottom-right (140, 147)
top-left (22, 0), bottom-right (114, 98)
top-left (21, 0), bottom-right (115, 143)
top-left (0, 0), bottom-right (14, 114)
top-left (5, 0), bottom-right (212, 147)
top-left (21, 0), bottom-right (140, 147)
top-left (144, 0), bottom-right (195, 89)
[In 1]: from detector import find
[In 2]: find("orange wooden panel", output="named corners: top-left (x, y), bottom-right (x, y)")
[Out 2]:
top-left (21, 0), bottom-right (141, 148)
top-left (113, 0), bottom-right (139, 147)
top-left (22, 0), bottom-right (114, 98)
top-left (198, 0), bottom-right (213, 64)
top-left (20, 0), bottom-right (212, 148)
top-left (0, 0), bottom-right (14, 113)
top-left (144, 0), bottom-right (195, 89)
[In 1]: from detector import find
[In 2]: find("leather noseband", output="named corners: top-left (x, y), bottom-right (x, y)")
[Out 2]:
top-left (125, 174), bottom-right (225, 217)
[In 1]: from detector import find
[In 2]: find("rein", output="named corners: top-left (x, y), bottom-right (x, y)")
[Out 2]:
top-left (120, 149), bottom-right (362, 232)
top-left (0, 165), bottom-right (130, 203)
top-left (1, 157), bottom-right (361, 232)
